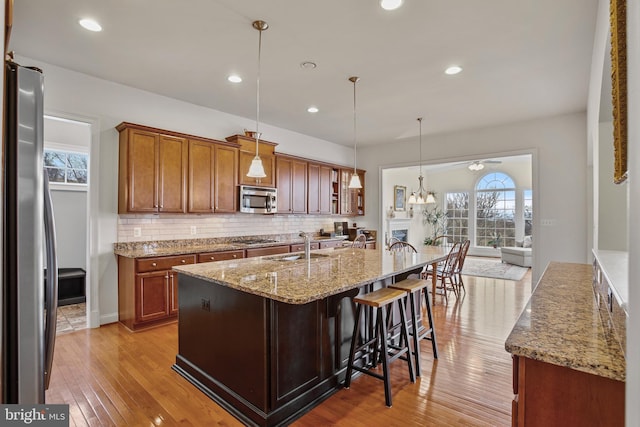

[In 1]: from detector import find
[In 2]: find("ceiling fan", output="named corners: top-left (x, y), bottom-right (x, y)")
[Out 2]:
top-left (464, 159), bottom-right (502, 171)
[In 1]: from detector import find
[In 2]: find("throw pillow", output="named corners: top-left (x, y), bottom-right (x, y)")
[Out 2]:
top-left (515, 240), bottom-right (524, 247)
top-left (523, 236), bottom-right (532, 248)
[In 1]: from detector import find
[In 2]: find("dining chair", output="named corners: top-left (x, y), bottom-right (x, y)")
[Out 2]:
top-left (387, 236), bottom-right (401, 249)
top-left (453, 239), bottom-right (471, 294)
top-left (351, 234), bottom-right (367, 248)
top-left (388, 241), bottom-right (418, 253)
top-left (422, 242), bottom-right (461, 303)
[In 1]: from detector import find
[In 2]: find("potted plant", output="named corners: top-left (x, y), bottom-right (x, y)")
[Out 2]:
top-left (422, 206), bottom-right (447, 246)
top-left (487, 233), bottom-right (502, 248)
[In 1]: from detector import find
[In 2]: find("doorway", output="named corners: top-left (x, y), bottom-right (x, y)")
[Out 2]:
top-left (44, 115), bottom-right (92, 333)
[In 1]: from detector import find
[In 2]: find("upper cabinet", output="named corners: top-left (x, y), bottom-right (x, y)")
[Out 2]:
top-left (276, 155), bottom-right (308, 214)
top-left (308, 162), bottom-right (333, 215)
top-left (227, 135), bottom-right (277, 188)
top-left (116, 123), bottom-right (365, 216)
top-left (340, 169), bottom-right (365, 216)
top-left (118, 123), bottom-right (188, 214)
top-left (187, 140), bottom-right (239, 213)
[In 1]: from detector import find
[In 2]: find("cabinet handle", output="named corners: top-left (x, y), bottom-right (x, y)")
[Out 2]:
top-left (151, 262), bottom-right (157, 267)
top-left (233, 254), bottom-right (237, 258)
top-left (160, 205), bottom-right (164, 208)
top-left (154, 204), bottom-right (158, 208)
top-left (210, 256), bottom-right (215, 260)
top-left (181, 259), bottom-right (186, 263)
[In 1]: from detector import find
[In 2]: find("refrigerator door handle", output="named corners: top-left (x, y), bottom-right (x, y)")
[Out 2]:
top-left (43, 171), bottom-right (58, 390)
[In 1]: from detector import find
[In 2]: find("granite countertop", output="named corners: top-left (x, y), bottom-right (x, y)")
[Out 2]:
top-left (173, 246), bottom-right (448, 305)
top-left (113, 235), bottom-right (350, 258)
top-left (505, 262), bottom-right (625, 382)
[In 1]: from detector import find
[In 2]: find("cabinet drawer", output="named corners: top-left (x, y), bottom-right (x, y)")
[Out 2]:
top-left (246, 245), bottom-right (290, 258)
top-left (290, 243), bottom-right (320, 252)
top-left (319, 240), bottom-right (344, 249)
top-left (198, 250), bottom-right (245, 263)
top-left (137, 254), bottom-right (196, 273)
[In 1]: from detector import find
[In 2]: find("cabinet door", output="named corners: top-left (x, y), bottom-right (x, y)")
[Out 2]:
top-left (136, 271), bottom-right (170, 324)
top-left (239, 150), bottom-right (275, 187)
top-left (340, 169), bottom-right (365, 216)
top-left (318, 164), bottom-right (332, 214)
top-left (307, 163), bottom-right (321, 214)
top-left (188, 140), bottom-right (215, 213)
top-left (214, 144), bottom-right (238, 212)
top-left (169, 271), bottom-right (179, 316)
top-left (158, 135), bottom-right (188, 213)
top-left (276, 157), bottom-right (293, 213)
top-left (291, 159), bottom-right (307, 214)
top-left (127, 129), bottom-right (159, 213)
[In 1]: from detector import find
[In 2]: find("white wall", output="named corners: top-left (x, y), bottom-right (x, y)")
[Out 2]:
top-left (361, 112), bottom-right (587, 283)
top-left (17, 55), bottom-right (356, 326)
top-left (597, 121), bottom-right (628, 250)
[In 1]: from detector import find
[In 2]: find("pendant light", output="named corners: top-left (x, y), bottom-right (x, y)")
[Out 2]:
top-left (246, 20), bottom-right (268, 178)
top-left (408, 117), bottom-right (435, 204)
top-left (348, 76), bottom-right (362, 189)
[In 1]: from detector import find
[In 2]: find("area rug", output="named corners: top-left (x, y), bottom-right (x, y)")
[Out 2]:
top-left (461, 258), bottom-right (529, 281)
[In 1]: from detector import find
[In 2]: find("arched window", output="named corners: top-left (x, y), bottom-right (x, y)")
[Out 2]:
top-left (475, 172), bottom-right (516, 247)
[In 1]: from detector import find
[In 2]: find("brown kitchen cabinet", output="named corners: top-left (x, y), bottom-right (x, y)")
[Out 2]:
top-left (276, 155), bottom-right (308, 214)
top-left (188, 139), bottom-right (239, 213)
top-left (245, 245), bottom-right (290, 258)
top-left (117, 123), bottom-right (188, 214)
top-left (339, 169), bottom-right (365, 216)
top-left (197, 250), bottom-right (245, 263)
top-left (227, 134), bottom-right (277, 188)
top-left (290, 242), bottom-right (320, 252)
top-left (319, 240), bottom-right (345, 249)
top-left (308, 162), bottom-right (333, 214)
top-left (365, 241), bottom-right (376, 249)
top-left (511, 355), bottom-right (624, 427)
top-left (118, 254), bottom-right (196, 330)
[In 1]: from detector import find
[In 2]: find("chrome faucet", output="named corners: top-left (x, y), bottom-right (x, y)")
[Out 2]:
top-left (299, 231), bottom-right (311, 260)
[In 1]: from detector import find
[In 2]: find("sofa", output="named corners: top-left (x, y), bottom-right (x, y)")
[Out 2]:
top-left (500, 236), bottom-right (532, 267)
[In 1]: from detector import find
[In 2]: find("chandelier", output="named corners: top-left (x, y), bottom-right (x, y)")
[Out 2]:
top-left (408, 118), bottom-right (435, 204)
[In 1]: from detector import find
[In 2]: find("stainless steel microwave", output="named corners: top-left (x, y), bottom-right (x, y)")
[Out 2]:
top-left (239, 185), bottom-right (277, 214)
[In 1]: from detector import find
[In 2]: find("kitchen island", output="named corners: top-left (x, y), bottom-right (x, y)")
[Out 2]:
top-left (172, 246), bottom-right (446, 426)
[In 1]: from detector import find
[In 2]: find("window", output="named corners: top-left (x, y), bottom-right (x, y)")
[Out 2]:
top-left (524, 189), bottom-right (533, 236)
top-left (476, 172), bottom-right (516, 247)
top-left (44, 149), bottom-right (88, 186)
top-left (445, 192), bottom-right (469, 242)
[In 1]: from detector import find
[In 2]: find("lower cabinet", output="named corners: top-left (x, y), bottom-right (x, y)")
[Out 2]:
top-left (246, 245), bottom-right (290, 258)
top-left (511, 355), bottom-right (624, 427)
top-left (319, 240), bottom-right (345, 249)
top-left (118, 254), bottom-right (196, 330)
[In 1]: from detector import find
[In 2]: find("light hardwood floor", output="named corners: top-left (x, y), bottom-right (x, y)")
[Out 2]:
top-left (46, 270), bottom-right (531, 426)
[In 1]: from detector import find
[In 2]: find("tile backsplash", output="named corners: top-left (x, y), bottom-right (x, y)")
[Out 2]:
top-left (118, 214), bottom-right (367, 242)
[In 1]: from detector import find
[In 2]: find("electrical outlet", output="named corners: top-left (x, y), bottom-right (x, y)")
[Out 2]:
top-left (133, 227), bottom-right (141, 237)
top-left (190, 226), bottom-right (197, 235)
top-left (201, 298), bottom-right (210, 311)
top-left (541, 219), bottom-right (556, 226)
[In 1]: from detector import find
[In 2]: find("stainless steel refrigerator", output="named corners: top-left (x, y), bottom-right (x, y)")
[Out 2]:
top-left (2, 59), bottom-right (58, 403)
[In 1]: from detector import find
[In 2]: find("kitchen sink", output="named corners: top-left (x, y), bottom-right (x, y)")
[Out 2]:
top-left (266, 253), bottom-right (329, 262)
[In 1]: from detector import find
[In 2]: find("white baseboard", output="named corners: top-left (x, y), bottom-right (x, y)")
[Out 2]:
top-left (100, 312), bottom-right (119, 326)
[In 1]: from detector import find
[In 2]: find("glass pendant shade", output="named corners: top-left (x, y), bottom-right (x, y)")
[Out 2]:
top-left (349, 172), bottom-right (362, 189)
top-left (426, 192), bottom-right (436, 203)
top-left (247, 155), bottom-right (267, 178)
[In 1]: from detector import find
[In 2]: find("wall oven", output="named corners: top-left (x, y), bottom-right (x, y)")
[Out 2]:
top-left (239, 186), bottom-right (277, 214)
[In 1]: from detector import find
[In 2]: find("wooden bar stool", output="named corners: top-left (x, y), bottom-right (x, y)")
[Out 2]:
top-left (344, 287), bottom-right (415, 407)
top-left (388, 278), bottom-right (438, 377)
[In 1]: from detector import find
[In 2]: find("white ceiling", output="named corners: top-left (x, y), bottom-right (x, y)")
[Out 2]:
top-left (10, 0), bottom-right (598, 147)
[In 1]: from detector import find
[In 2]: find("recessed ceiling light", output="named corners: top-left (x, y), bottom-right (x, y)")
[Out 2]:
top-left (307, 106), bottom-right (319, 113)
top-left (79, 18), bottom-right (102, 32)
top-left (380, 0), bottom-right (404, 11)
top-left (227, 75), bottom-right (242, 83)
top-left (445, 65), bottom-right (463, 75)
top-left (300, 61), bottom-right (317, 70)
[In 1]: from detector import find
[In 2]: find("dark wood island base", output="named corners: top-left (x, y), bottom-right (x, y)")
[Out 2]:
top-left (172, 273), bottom-right (365, 427)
